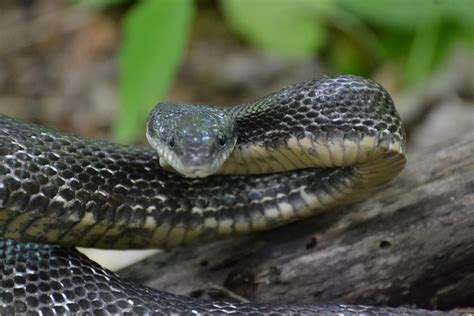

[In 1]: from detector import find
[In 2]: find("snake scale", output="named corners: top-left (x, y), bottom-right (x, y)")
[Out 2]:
top-left (0, 75), bottom-right (450, 314)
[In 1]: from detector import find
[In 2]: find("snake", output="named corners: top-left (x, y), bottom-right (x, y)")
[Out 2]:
top-left (0, 75), bottom-right (444, 315)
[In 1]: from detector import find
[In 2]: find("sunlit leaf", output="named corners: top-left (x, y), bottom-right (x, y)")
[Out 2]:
top-left (444, 0), bottom-right (474, 48)
top-left (220, 0), bottom-right (333, 57)
top-left (116, 0), bottom-right (193, 142)
top-left (70, 0), bottom-right (129, 9)
top-left (404, 19), bottom-right (440, 87)
top-left (444, 0), bottom-right (474, 30)
top-left (338, 0), bottom-right (441, 31)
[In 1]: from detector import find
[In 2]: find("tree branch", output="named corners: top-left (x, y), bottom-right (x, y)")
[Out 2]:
top-left (120, 132), bottom-right (474, 311)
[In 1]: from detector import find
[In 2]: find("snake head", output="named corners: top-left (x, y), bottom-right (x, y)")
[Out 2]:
top-left (147, 102), bottom-right (238, 178)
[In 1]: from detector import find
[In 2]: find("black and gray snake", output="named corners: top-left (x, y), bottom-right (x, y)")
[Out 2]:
top-left (0, 75), bottom-right (450, 314)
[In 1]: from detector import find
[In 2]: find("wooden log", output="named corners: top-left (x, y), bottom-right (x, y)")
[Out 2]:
top-left (120, 132), bottom-right (474, 311)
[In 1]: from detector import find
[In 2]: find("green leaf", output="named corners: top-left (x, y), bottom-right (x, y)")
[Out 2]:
top-left (70, 0), bottom-right (129, 9)
top-left (338, 0), bottom-right (441, 31)
top-left (404, 18), bottom-right (440, 87)
top-left (444, 0), bottom-right (474, 30)
top-left (116, 0), bottom-right (194, 142)
top-left (444, 0), bottom-right (474, 48)
top-left (328, 37), bottom-right (370, 76)
top-left (220, 0), bottom-right (332, 57)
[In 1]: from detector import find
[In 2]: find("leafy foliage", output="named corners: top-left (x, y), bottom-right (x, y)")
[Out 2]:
top-left (70, 0), bottom-right (128, 9)
top-left (116, 0), bottom-right (193, 142)
top-left (338, 0), bottom-right (474, 85)
top-left (221, 0), bottom-right (473, 86)
top-left (220, 0), bottom-right (331, 57)
top-left (72, 0), bottom-right (473, 142)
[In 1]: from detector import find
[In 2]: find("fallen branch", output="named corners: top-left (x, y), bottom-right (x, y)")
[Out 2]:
top-left (120, 132), bottom-right (474, 311)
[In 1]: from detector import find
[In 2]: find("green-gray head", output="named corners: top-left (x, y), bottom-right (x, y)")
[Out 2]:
top-left (147, 102), bottom-right (238, 178)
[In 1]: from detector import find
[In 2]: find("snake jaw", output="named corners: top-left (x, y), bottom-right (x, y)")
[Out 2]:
top-left (146, 102), bottom-right (238, 178)
top-left (154, 137), bottom-right (235, 178)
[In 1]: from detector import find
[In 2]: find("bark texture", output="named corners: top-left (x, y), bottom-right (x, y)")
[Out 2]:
top-left (120, 132), bottom-right (474, 311)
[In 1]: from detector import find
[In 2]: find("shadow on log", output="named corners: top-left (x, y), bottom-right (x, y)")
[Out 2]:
top-left (120, 132), bottom-right (474, 311)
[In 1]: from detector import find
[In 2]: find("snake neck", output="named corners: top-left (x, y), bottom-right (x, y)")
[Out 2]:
top-left (0, 75), bottom-right (406, 249)
top-left (219, 75), bottom-right (406, 179)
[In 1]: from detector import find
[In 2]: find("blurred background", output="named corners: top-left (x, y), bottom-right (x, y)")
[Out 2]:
top-left (0, 0), bottom-right (472, 268)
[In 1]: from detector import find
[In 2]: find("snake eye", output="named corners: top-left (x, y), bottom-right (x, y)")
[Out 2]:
top-left (168, 137), bottom-right (175, 149)
top-left (218, 135), bottom-right (226, 147)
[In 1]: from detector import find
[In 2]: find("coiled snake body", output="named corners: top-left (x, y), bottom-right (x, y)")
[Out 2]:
top-left (0, 75), bottom-right (437, 314)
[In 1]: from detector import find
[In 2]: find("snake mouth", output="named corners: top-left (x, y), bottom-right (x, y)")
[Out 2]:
top-left (187, 168), bottom-right (214, 178)
top-left (175, 156), bottom-right (221, 178)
